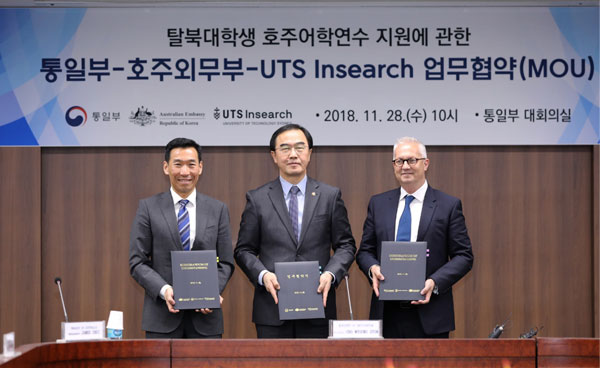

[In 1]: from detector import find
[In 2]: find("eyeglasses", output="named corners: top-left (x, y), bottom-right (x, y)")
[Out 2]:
top-left (276, 143), bottom-right (307, 155)
top-left (392, 157), bottom-right (426, 167)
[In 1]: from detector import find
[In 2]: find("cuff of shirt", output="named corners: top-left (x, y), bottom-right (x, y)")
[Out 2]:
top-left (258, 270), bottom-right (268, 286)
top-left (431, 278), bottom-right (439, 295)
top-left (368, 264), bottom-right (379, 281)
top-left (325, 270), bottom-right (336, 284)
top-left (159, 284), bottom-right (170, 300)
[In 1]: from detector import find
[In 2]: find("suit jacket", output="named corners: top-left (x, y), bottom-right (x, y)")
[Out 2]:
top-left (234, 177), bottom-right (356, 326)
top-left (356, 185), bottom-right (473, 335)
top-left (129, 191), bottom-right (234, 335)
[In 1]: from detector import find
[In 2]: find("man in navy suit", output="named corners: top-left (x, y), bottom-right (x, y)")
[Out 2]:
top-left (235, 124), bottom-right (356, 338)
top-left (129, 138), bottom-right (234, 338)
top-left (356, 137), bottom-right (473, 338)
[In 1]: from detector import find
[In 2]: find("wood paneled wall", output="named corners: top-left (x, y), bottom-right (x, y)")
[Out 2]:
top-left (0, 148), bottom-right (41, 346)
top-left (0, 145), bottom-right (597, 344)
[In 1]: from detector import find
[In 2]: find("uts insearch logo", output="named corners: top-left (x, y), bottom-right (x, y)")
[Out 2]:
top-left (65, 106), bottom-right (88, 127)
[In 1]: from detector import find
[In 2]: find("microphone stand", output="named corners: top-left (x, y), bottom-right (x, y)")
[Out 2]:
top-left (344, 274), bottom-right (353, 320)
top-left (54, 277), bottom-right (69, 322)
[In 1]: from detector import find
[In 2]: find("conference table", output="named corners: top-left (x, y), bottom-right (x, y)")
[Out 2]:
top-left (0, 338), bottom-right (597, 367)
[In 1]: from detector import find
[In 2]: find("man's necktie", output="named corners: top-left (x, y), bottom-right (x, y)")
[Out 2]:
top-left (178, 199), bottom-right (191, 250)
top-left (396, 195), bottom-right (415, 241)
top-left (288, 186), bottom-right (300, 241)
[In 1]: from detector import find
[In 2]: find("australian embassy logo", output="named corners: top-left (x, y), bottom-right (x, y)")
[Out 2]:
top-left (65, 106), bottom-right (87, 127)
top-left (129, 106), bottom-right (156, 126)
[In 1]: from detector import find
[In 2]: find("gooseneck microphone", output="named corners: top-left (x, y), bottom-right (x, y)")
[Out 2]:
top-left (344, 274), bottom-right (354, 320)
top-left (488, 323), bottom-right (505, 338)
top-left (520, 326), bottom-right (543, 339)
top-left (488, 314), bottom-right (511, 338)
top-left (54, 277), bottom-right (69, 322)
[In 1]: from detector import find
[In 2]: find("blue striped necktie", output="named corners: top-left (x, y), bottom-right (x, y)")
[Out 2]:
top-left (178, 199), bottom-right (191, 251)
top-left (396, 195), bottom-right (415, 241)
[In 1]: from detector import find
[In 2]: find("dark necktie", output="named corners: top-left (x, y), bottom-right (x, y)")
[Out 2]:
top-left (288, 186), bottom-right (300, 241)
top-left (178, 199), bottom-right (191, 250)
top-left (396, 195), bottom-right (415, 241)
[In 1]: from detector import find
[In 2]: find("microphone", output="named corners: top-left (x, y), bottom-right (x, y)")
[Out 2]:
top-left (488, 315), bottom-right (511, 338)
top-left (344, 274), bottom-right (354, 320)
top-left (520, 326), bottom-right (543, 339)
top-left (488, 324), bottom-right (505, 338)
top-left (54, 277), bottom-right (69, 323)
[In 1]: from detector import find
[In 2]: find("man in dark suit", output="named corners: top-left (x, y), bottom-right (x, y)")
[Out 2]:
top-left (234, 124), bottom-right (356, 338)
top-left (129, 138), bottom-right (234, 338)
top-left (356, 137), bottom-right (473, 338)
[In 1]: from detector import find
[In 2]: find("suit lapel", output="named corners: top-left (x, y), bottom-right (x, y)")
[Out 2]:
top-left (267, 179), bottom-right (298, 246)
top-left (159, 192), bottom-right (181, 249)
top-left (193, 193), bottom-right (209, 250)
top-left (417, 186), bottom-right (437, 241)
top-left (298, 177), bottom-right (319, 247)
top-left (385, 188), bottom-right (401, 241)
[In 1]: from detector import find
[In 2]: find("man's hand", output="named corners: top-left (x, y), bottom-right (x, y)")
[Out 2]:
top-left (370, 265), bottom-right (385, 297)
top-left (263, 272), bottom-right (280, 304)
top-left (164, 286), bottom-right (179, 314)
top-left (317, 272), bottom-right (334, 307)
top-left (195, 295), bottom-right (224, 314)
top-left (411, 278), bottom-right (435, 305)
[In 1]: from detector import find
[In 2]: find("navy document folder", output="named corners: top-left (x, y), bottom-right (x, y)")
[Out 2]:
top-left (379, 241), bottom-right (427, 301)
top-left (274, 261), bottom-right (325, 320)
top-left (171, 250), bottom-right (220, 309)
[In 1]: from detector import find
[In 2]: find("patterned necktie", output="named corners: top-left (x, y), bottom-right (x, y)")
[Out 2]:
top-left (288, 186), bottom-right (300, 241)
top-left (396, 195), bottom-right (415, 241)
top-left (178, 199), bottom-right (191, 250)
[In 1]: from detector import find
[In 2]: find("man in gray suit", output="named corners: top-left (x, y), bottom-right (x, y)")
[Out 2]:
top-left (234, 124), bottom-right (356, 338)
top-left (129, 138), bottom-right (234, 338)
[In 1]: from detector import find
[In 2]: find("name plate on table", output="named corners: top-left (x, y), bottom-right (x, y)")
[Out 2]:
top-left (171, 250), bottom-right (220, 310)
top-left (379, 241), bottom-right (427, 301)
top-left (328, 320), bottom-right (383, 339)
top-left (61, 321), bottom-right (105, 342)
top-left (274, 261), bottom-right (325, 320)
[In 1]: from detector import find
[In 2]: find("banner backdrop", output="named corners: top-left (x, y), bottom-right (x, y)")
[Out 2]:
top-left (0, 5), bottom-right (598, 146)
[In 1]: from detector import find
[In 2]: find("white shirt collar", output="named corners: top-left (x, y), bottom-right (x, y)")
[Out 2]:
top-left (400, 180), bottom-right (428, 202)
top-left (170, 187), bottom-right (197, 207)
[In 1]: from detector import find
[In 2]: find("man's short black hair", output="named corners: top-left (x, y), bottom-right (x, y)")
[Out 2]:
top-left (165, 138), bottom-right (202, 162)
top-left (269, 124), bottom-right (313, 152)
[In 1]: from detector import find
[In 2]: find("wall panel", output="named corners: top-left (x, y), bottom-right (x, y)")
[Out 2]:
top-left (0, 147), bottom-right (41, 346)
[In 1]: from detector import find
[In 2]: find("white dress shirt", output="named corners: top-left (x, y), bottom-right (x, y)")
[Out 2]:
top-left (170, 187), bottom-right (197, 249)
top-left (395, 181), bottom-right (428, 242)
top-left (160, 187), bottom-right (197, 299)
